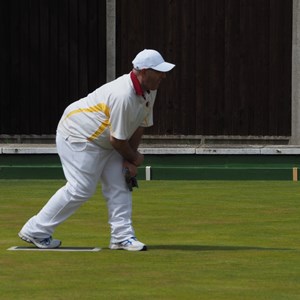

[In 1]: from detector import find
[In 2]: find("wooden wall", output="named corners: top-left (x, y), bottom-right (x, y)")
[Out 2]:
top-left (0, 0), bottom-right (293, 137)
top-left (0, 0), bottom-right (106, 135)
top-left (116, 0), bottom-right (292, 136)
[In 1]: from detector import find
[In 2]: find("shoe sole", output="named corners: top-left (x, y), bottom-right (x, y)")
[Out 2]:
top-left (18, 232), bottom-right (34, 244)
top-left (110, 244), bottom-right (147, 251)
top-left (18, 231), bottom-right (61, 249)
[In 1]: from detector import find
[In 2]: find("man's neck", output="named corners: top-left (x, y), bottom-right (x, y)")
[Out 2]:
top-left (130, 70), bottom-right (145, 96)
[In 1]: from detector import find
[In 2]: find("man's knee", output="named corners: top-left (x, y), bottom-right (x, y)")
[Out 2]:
top-left (65, 181), bottom-right (96, 200)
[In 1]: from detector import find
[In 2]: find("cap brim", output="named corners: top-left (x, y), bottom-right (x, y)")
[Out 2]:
top-left (152, 62), bottom-right (175, 72)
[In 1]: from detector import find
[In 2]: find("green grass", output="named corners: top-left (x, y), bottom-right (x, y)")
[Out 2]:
top-left (0, 180), bottom-right (300, 299)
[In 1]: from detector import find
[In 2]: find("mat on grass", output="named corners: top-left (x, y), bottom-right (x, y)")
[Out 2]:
top-left (7, 246), bottom-right (101, 252)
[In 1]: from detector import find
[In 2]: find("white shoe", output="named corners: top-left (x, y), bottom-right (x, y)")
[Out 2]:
top-left (18, 231), bottom-right (61, 249)
top-left (110, 237), bottom-right (147, 251)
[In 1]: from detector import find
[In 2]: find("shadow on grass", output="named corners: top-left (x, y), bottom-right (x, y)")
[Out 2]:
top-left (149, 245), bottom-right (295, 251)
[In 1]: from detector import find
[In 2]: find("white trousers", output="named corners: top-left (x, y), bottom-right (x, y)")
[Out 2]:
top-left (20, 133), bottom-right (135, 243)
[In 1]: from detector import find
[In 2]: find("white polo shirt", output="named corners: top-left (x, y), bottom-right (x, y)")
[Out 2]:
top-left (57, 73), bottom-right (157, 149)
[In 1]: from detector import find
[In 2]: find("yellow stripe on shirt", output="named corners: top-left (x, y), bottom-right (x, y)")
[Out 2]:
top-left (64, 103), bottom-right (110, 119)
top-left (64, 102), bottom-right (111, 141)
top-left (87, 118), bottom-right (110, 141)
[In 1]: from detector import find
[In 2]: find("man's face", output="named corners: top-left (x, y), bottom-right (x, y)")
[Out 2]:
top-left (142, 69), bottom-right (167, 90)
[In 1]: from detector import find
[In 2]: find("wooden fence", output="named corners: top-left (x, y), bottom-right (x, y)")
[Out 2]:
top-left (116, 0), bottom-right (292, 136)
top-left (0, 0), bottom-right (293, 137)
top-left (0, 0), bottom-right (106, 135)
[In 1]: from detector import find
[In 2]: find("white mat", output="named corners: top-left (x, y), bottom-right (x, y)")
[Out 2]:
top-left (7, 246), bottom-right (101, 252)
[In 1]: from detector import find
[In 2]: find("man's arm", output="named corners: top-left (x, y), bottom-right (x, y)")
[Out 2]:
top-left (128, 127), bottom-right (144, 151)
top-left (110, 129), bottom-right (144, 167)
top-left (110, 127), bottom-right (145, 177)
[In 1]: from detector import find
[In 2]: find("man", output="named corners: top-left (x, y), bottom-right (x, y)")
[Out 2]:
top-left (18, 49), bottom-right (175, 251)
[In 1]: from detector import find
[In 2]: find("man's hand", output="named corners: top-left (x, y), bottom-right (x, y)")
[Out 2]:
top-left (110, 136), bottom-right (144, 166)
top-left (123, 161), bottom-right (139, 191)
top-left (132, 151), bottom-right (144, 167)
top-left (123, 160), bottom-right (138, 177)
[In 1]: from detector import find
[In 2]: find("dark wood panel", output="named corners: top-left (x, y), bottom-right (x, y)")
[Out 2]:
top-left (40, 0), bottom-right (52, 133)
top-left (0, 0), bottom-right (292, 136)
top-left (0, 0), bottom-right (106, 134)
top-left (269, 0), bottom-right (292, 135)
top-left (0, 1), bottom-right (11, 133)
top-left (116, 0), bottom-right (292, 136)
top-left (223, 0), bottom-right (241, 135)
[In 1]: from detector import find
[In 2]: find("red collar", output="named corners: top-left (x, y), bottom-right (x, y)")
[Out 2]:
top-left (130, 71), bottom-right (144, 96)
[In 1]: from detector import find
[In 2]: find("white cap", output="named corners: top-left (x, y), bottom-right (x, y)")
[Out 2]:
top-left (132, 49), bottom-right (175, 72)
